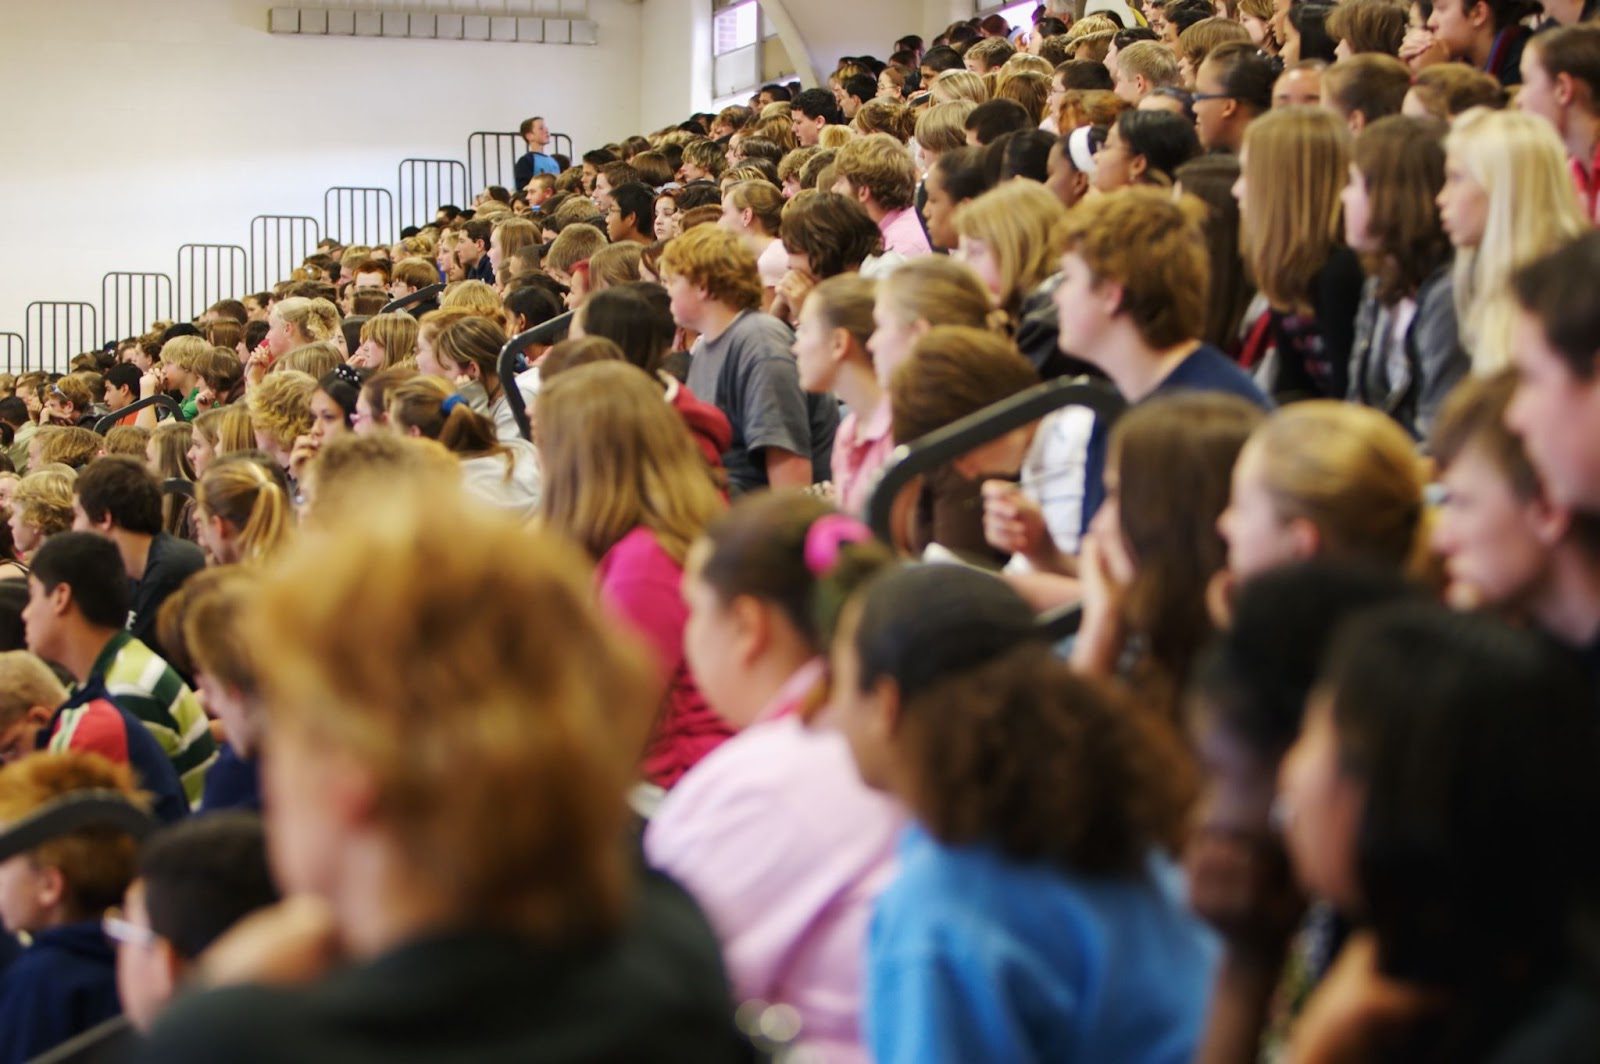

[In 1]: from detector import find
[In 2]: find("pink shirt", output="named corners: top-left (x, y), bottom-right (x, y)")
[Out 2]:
top-left (645, 661), bottom-right (902, 1062)
top-left (878, 206), bottom-right (932, 258)
top-left (832, 399), bottom-right (895, 517)
top-left (597, 528), bottom-right (732, 788)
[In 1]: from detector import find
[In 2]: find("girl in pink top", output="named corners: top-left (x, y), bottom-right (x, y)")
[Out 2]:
top-left (793, 275), bottom-right (892, 517)
top-left (646, 494), bottom-right (905, 1062)
top-left (537, 361), bottom-right (732, 788)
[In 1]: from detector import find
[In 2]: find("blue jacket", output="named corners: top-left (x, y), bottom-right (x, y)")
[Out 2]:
top-left (0, 922), bottom-right (121, 1064)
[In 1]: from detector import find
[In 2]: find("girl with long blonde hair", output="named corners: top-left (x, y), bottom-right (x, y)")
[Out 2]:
top-left (351, 312), bottom-right (418, 371)
top-left (1439, 107), bottom-right (1588, 373)
top-left (537, 361), bottom-right (729, 788)
top-left (1235, 106), bottom-right (1363, 401)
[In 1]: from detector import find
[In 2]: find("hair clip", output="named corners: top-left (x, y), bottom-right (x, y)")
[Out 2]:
top-left (803, 513), bottom-right (873, 577)
top-left (333, 363), bottom-right (362, 388)
top-left (441, 393), bottom-right (466, 415)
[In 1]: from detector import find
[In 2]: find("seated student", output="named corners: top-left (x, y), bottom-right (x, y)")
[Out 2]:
top-left (718, 180), bottom-right (787, 308)
top-left (102, 364), bottom-right (143, 429)
top-left (1235, 107), bottom-right (1364, 401)
top-left (386, 377), bottom-right (540, 518)
top-left (287, 366), bottom-right (367, 482)
top-left (1092, 109), bottom-right (1202, 193)
top-left (646, 494), bottom-right (902, 1061)
top-left (10, 468), bottom-right (75, 564)
top-left (1431, 372), bottom-right (1600, 656)
top-left (1219, 402), bottom-right (1428, 604)
top-left (1446, 110), bottom-right (1584, 374)
top-left (1400, 0), bottom-right (1534, 85)
top-left (22, 533), bottom-right (213, 810)
top-left (1506, 233), bottom-right (1600, 514)
top-left (419, 314), bottom-right (526, 444)
top-left (1071, 393), bottom-right (1266, 718)
top-left (1192, 43), bottom-right (1274, 155)
top-left (1184, 563), bottom-right (1416, 1064)
top-left (831, 134), bottom-right (933, 257)
top-left (245, 370), bottom-right (315, 475)
top-left (1520, 25), bottom-right (1600, 224)
top-left (537, 363), bottom-right (731, 789)
top-left (792, 276), bottom-right (888, 515)
top-left (39, 377), bottom-right (96, 430)
top-left (832, 564), bottom-right (1217, 1063)
top-left (0, 753), bottom-right (148, 1063)
top-left (105, 813), bottom-right (279, 1047)
top-left (963, 98), bottom-right (1033, 147)
top-left (992, 187), bottom-right (1267, 564)
top-left (1320, 53), bottom-right (1412, 134)
top-left (133, 481), bottom-right (748, 1062)
top-left (1282, 604), bottom-right (1600, 1060)
top-left (1343, 116), bottom-right (1465, 441)
top-left (662, 225), bottom-right (836, 492)
top-left (953, 181), bottom-right (1092, 378)
top-left (71, 456), bottom-right (205, 659)
top-left (194, 456), bottom-right (293, 567)
top-left (1114, 40), bottom-right (1183, 103)
top-left (570, 284), bottom-right (732, 472)
top-left (605, 181), bottom-right (656, 249)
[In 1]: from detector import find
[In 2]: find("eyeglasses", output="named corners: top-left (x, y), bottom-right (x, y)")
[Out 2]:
top-left (102, 908), bottom-right (158, 948)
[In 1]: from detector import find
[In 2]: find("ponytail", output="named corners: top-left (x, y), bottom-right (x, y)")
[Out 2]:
top-left (387, 378), bottom-right (507, 468)
top-left (198, 456), bottom-right (293, 564)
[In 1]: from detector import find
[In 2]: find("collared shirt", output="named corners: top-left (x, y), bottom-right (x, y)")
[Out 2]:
top-left (832, 399), bottom-right (896, 517)
top-left (77, 630), bottom-right (215, 808)
top-left (878, 206), bottom-right (932, 258)
top-left (646, 661), bottom-right (903, 1062)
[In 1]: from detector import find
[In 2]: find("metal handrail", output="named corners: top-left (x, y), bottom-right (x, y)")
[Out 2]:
top-left (95, 394), bottom-right (183, 434)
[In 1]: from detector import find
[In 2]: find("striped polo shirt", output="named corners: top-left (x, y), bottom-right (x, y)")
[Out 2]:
top-left (74, 631), bottom-right (216, 807)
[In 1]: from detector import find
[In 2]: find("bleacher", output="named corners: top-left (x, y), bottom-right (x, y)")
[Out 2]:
top-left (2, 129), bottom-right (574, 375)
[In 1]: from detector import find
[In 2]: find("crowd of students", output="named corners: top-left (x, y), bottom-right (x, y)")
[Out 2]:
top-left (5, 0), bottom-right (1600, 1059)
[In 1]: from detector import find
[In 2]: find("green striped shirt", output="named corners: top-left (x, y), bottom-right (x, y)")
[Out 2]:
top-left (78, 631), bottom-right (216, 807)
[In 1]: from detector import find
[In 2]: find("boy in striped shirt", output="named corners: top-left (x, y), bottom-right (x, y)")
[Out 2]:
top-left (20, 534), bottom-right (214, 807)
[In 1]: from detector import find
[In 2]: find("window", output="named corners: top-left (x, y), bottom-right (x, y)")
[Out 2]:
top-left (976, 0), bottom-right (1042, 33)
top-left (712, 0), bottom-right (793, 99)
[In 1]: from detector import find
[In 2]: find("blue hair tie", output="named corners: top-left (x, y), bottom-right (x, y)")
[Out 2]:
top-left (441, 393), bottom-right (465, 415)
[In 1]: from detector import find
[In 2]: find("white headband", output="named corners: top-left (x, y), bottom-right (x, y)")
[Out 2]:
top-left (1067, 125), bottom-right (1098, 178)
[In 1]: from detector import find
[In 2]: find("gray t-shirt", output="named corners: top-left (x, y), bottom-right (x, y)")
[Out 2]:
top-left (688, 311), bottom-right (837, 493)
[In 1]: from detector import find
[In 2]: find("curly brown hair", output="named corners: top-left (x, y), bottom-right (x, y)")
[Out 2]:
top-left (898, 642), bottom-right (1193, 874)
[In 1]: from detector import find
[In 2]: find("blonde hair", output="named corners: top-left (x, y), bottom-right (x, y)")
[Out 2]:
top-left (271, 297), bottom-right (340, 343)
top-left (724, 180), bottom-right (785, 236)
top-left (1249, 400), bottom-right (1430, 573)
top-left (878, 256), bottom-right (1006, 333)
top-left (247, 370), bottom-right (316, 450)
top-left (537, 362), bottom-right (724, 563)
top-left (852, 100), bottom-right (915, 143)
top-left (149, 421), bottom-right (197, 538)
top-left (241, 480), bottom-right (654, 936)
top-left (276, 341), bottom-right (340, 380)
top-left (817, 125), bottom-right (855, 149)
top-left (102, 425), bottom-right (151, 458)
top-left (14, 469), bottom-right (76, 539)
top-left (1239, 106), bottom-right (1350, 314)
top-left (916, 100), bottom-right (979, 154)
top-left (359, 312), bottom-right (419, 369)
top-left (303, 433), bottom-right (457, 525)
top-left (931, 69), bottom-right (990, 105)
top-left (216, 405), bottom-right (254, 455)
top-left (438, 280), bottom-right (507, 327)
top-left (38, 427), bottom-right (101, 470)
top-left (833, 133), bottom-right (918, 211)
top-left (1445, 107), bottom-right (1589, 372)
top-left (953, 181), bottom-right (1069, 317)
top-left (546, 224), bottom-right (608, 276)
top-left (0, 651), bottom-right (66, 726)
top-left (493, 218), bottom-right (540, 269)
top-left (159, 335), bottom-right (209, 371)
top-left (197, 457), bottom-right (292, 563)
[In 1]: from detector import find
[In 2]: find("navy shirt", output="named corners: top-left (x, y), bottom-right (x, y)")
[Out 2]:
top-left (0, 922), bottom-right (121, 1064)
top-left (1081, 344), bottom-right (1271, 533)
top-left (42, 680), bottom-right (189, 824)
top-left (200, 743), bottom-right (262, 813)
top-left (513, 151), bottom-right (560, 192)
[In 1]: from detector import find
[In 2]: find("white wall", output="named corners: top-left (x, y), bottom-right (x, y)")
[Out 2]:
top-left (0, 0), bottom-right (643, 363)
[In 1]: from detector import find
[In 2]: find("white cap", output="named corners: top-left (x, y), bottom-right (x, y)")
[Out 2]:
top-left (1083, 0), bottom-right (1145, 29)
